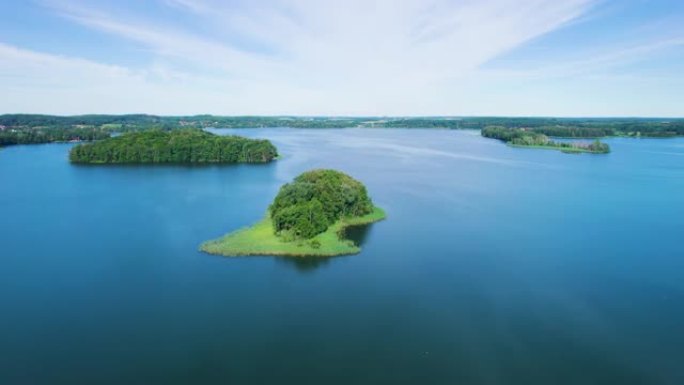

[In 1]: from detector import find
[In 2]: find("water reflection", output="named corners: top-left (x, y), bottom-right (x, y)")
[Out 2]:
top-left (274, 224), bottom-right (375, 272)
top-left (275, 255), bottom-right (335, 272)
top-left (343, 224), bottom-right (372, 247)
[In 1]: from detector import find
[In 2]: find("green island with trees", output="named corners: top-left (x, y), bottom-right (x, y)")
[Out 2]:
top-left (482, 126), bottom-right (610, 154)
top-left (69, 129), bottom-right (277, 164)
top-left (201, 169), bottom-right (386, 257)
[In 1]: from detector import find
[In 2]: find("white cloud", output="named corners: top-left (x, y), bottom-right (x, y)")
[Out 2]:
top-left (0, 41), bottom-right (327, 115)
top-left (48, 1), bottom-right (278, 77)
top-left (484, 36), bottom-right (684, 80)
top-left (7, 0), bottom-right (682, 115)
top-left (0, 42), bottom-right (136, 86)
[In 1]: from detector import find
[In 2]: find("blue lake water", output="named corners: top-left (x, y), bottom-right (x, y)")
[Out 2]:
top-left (1, 129), bottom-right (683, 384)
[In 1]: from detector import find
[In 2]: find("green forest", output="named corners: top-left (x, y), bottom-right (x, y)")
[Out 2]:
top-left (69, 130), bottom-right (277, 164)
top-left (482, 126), bottom-right (610, 154)
top-left (270, 169), bottom-right (374, 240)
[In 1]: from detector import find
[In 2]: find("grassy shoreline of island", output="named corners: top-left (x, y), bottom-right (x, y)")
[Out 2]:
top-left (200, 206), bottom-right (386, 257)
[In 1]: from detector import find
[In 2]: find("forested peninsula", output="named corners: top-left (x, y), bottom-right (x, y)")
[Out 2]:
top-left (0, 126), bottom-right (110, 146)
top-left (201, 169), bottom-right (386, 257)
top-left (69, 130), bottom-right (277, 164)
top-left (482, 126), bottom-right (610, 154)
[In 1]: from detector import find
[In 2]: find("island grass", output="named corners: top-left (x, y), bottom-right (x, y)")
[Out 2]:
top-left (200, 206), bottom-right (386, 257)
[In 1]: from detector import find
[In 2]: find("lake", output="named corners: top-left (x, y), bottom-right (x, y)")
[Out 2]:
top-left (1, 128), bottom-right (683, 384)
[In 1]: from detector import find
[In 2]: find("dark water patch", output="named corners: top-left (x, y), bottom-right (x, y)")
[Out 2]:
top-left (342, 223), bottom-right (373, 246)
top-left (274, 255), bottom-right (335, 273)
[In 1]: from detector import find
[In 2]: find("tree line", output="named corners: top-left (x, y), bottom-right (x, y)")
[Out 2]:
top-left (0, 127), bottom-right (110, 146)
top-left (2, 114), bottom-right (683, 137)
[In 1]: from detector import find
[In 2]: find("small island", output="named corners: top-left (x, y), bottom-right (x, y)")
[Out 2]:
top-left (482, 126), bottom-right (610, 154)
top-left (69, 129), bottom-right (278, 164)
top-left (201, 169), bottom-right (386, 257)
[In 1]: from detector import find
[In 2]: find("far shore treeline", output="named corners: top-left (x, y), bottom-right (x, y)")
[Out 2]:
top-left (2, 114), bottom-right (683, 155)
top-left (69, 130), bottom-right (277, 164)
top-left (1, 114), bottom-right (684, 146)
top-left (0, 126), bottom-right (110, 146)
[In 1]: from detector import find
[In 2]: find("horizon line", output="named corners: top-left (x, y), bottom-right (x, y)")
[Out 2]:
top-left (2, 113), bottom-right (683, 120)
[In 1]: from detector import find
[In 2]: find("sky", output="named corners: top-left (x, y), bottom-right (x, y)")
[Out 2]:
top-left (1, 0), bottom-right (683, 116)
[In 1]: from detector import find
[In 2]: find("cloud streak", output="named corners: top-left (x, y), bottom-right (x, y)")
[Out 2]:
top-left (41, 1), bottom-right (596, 94)
top-left (484, 36), bottom-right (684, 80)
top-left (3, 0), bottom-right (683, 115)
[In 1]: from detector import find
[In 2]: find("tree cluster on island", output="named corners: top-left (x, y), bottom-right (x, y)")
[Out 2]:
top-left (482, 126), bottom-right (610, 154)
top-left (270, 169), bottom-right (375, 240)
top-left (200, 169), bottom-right (385, 257)
top-left (69, 130), bottom-right (277, 164)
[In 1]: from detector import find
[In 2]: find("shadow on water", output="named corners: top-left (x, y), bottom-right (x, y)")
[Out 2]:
top-left (275, 224), bottom-right (375, 273)
top-left (275, 255), bottom-right (335, 273)
top-left (343, 224), bottom-right (373, 247)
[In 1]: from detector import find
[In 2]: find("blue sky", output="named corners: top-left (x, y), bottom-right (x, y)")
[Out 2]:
top-left (1, 0), bottom-right (683, 116)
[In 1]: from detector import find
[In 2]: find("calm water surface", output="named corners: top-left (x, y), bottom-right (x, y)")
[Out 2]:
top-left (1, 129), bottom-right (683, 384)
